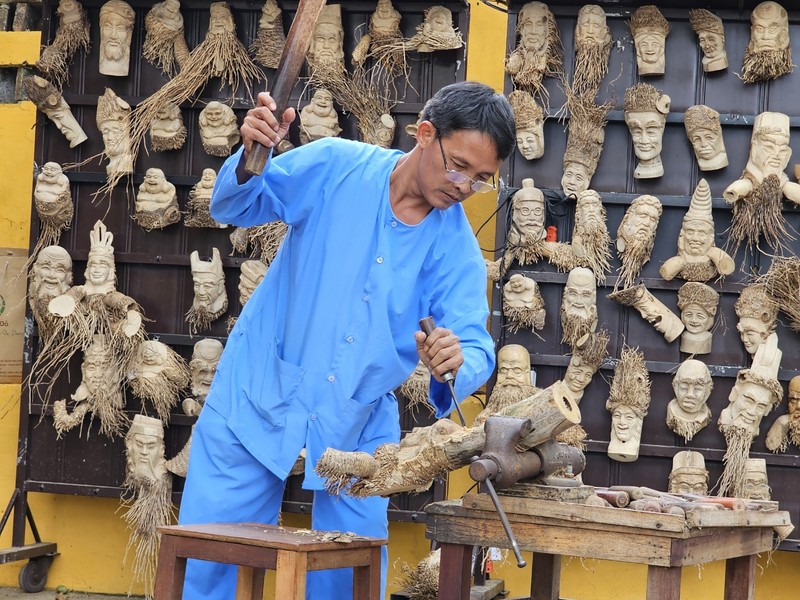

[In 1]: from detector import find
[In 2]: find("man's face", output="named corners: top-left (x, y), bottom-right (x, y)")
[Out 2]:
top-left (729, 381), bottom-right (773, 431)
top-left (201, 169), bottom-right (215, 184)
top-left (673, 374), bottom-right (712, 414)
top-left (611, 406), bottom-right (640, 442)
top-left (751, 132), bottom-right (791, 175)
top-left (682, 219), bottom-right (714, 257)
top-left (33, 255), bottom-right (70, 297)
top-left (425, 9), bottom-right (451, 34)
top-left (496, 353), bottom-right (529, 388)
top-left (513, 197), bottom-right (545, 235)
top-left (751, 11), bottom-right (788, 52)
top-left (100, 123), bottom-right (125, 154)
top-left (193, 273), bottom-right (224, 305)
top-left (565, 361), bottom-right (594, 394)
top-left (131, 433), bottom-right (162, 481)
top-left (311, 24), bottom-right (344, 62)
top-left (520, 9), bottom-right (548, 52)
top-left (626, 112), bottom-right (665, 160)
top-left (578, 198), bottom-right (602, 227)
top-left (562, 162), bottom-right (590, 197)
top-left (206, 106), bottom-right (224, 125)
top-left (736, 318), bottom-right (769, 354)
top-left (742, 471), bottom-right (770, 500)
top-left (507, 274), bottom-right (527, 294)
top-left (209, 8), bottom-right (234, 33)
top-left (82, 353), bottom-right (109, 395)
top-left (516, 127), bottom-right (543, 160)
top-left (681, 303), bottom-right (713, 334)
top-left (623, 202), bottom-right (660, 242)
top-left (576, 10), bottom-right (606, 45)
top-left (42, 163), bottom-right (61, 181)
top-left (635, 33), bottom-right (665, 65)
top-left (144, 169), bottom-right (162, 187)
top-left (314, 92), bottom-right (333, 111)
top-left (86, 255), bottom-right (113, 286)
top-left (698, 31), bottom-right (724, 59)
top-left (100, 13), bottom-right (132, 61)
top-left (670, 473), bottom-right (707, 495)
top-left (563, 276), bottom-right (595, 318)
top-left (690, 127), bottom-right (723, 160)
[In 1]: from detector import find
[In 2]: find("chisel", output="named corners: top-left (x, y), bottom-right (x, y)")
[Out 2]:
top-left (419, 316), bottom-right (467, 426)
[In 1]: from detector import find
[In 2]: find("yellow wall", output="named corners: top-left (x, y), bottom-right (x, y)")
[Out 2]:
top-left (2, 4), bottom-right (799, 598)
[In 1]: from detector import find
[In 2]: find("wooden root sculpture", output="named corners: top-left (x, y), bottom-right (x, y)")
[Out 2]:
top-left (315, 382), bottom-right (580, 498)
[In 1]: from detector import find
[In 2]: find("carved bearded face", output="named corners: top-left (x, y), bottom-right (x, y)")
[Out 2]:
top-left (750, 131), bottom-right (791, 176)
top-left (193, 272), bottom-right (225, 309)
top-left (496, 347), bottom-right (530, 388)
top-left (310, 23), bottom-right (344, 64)
top-left (750, 3), bottom-right (789, 53)
top-left (620, 201), bottom-right (660, 245)
top-left (81, 348), bottom-right (111, 396)
top-left (727, 380), bottom-right (773, 432)
top-left (576, 6), bottom-right (608, 45)
top-left (32, 248), bottom-right (72, 300)
top-left (519, 4), bottom-right (549, 53)
top-left (99, 2), bottom-right (134, 73)
top-left (129, 430), bottom-right (164, 481)
top-left (742, 463), bottom-right (770, 500)
top-left (563, 271), bottom-right (596, 319)
top-left (513, 194), bottom-right (545, 237)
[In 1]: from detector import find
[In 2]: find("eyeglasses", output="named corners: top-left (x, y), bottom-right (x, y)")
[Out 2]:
top-left (436, 135), bottom-right (496, 193)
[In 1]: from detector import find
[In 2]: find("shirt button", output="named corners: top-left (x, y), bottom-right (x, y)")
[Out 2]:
top-left (362, 295), bottom-right (369, 302)
top-left (346, 336), bottom-right (354, 343)
top-left (391, 221), bottom-right (397, 228)
top-left (376, 256), bottom-right (383, 264)
top-left (310, 414), bottom-right (317, 421)
top-left (327, 375), bottom-right (335, 382)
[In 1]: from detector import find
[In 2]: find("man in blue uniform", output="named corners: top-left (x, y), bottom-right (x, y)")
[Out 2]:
top-left (179, 81), bottom-right (515, 599)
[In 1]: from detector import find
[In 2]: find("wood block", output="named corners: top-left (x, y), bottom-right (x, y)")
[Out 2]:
top-left (500, 482), bottom-right (594, 503)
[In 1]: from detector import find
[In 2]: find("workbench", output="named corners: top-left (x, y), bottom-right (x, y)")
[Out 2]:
top-left (425, 494), bottom-right (793, 600)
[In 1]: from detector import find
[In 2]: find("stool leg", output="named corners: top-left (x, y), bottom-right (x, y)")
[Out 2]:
top-left (154, 534), bottom-right (186, 600)
top-left (234, 566), bottom-right (265, 600)
top-left (531, 552), bottom-right (560, 600)
top-left (724, 554), bottom-right (756, 600)
top-left (353, 547), bottom-right (381, 600)
top-left (646, 565), bottom-right (681, 600)
top-left (276, 550), bottom-right (308, 600)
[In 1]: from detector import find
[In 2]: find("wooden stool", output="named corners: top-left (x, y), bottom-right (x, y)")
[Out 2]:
top-left (154, 522), bottom-right (385, 600)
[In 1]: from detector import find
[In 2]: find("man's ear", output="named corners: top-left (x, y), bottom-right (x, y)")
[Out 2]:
top-left (415, 120), bottom-right (437, 148)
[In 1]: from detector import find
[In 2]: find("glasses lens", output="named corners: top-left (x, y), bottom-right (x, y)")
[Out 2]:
top-left (472, 180), bottom-right (495, 193)
top-left (445, 170), bottom-right (470, 184)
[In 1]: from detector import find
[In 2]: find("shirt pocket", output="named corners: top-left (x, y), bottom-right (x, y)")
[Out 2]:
top-left (245, 337), bottom-right (305, 428)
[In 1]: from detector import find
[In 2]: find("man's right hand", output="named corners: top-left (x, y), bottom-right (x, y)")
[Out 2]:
top-left (240, 91), bottom-right (296, 159)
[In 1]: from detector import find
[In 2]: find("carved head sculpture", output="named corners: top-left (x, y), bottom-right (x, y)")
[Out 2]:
top-left (572, 5), bottom-right (611, 98)
top-left (496, 344), bottom-right (531, 389)
top-left (735, 284), bottom-right (778, 356)
top-left (372, 0), bottom-right (401, 33)
top-left (561, 267), bottom-right (598, 347)
top-left (208, 1), bottom-right (235, 34)
top-left (125, 414), bottom-right (166, 482)
top-left (689, 9), bottom-right (727, 72)
top-left (685, 105), bottom-right (728, 171)
top-left (199, 101), bottom-right (240, 157)
top-left (505, 2), bottom-right (561, 96)
top-left (299, 88), bottom-right (342, 144)
top-left (239, 259), bottom-right (268, 306)
top-left (308, 3), bottom-right (345, 70)
top-left (668, 450), bottom-right (708, 495)
top-left (96, 87), bottom-right (133, 176)
top-left (84, 220), bottom-right (116, 294)
top-left (562, 97), bottom-right (609, 197)
top-left (260, 0), bottom-right (282, 26)
top-left (128, 340), bottom-right (189, 420)
top-left (742, 458), bottom-right (771, 500)
top-left (624, 83), bottom-right (670, 178)
top-left (503, 273), bottom-right (546, 332)
top-left (616, 194), bottom-right (662, 288)
top-left (22, 76), bottom-right (88, 148)
top-left (511, 178), bottom-right (546, 243)
top-left (564, 330), bottom-right (608, 401)
top-left (766, 374), bottom-right (800, 453)
top-left (190, 248), bottom-right (227, 315)
top-left (35, 162), bottom-right (69, 203)
top-left (409, 5), bottom-right (462, 53)
top-left (576, 4), bottom-right (610, 46)
top-left (30, 246), bottom-right (73, 325)
top-left (742, 2), bottom-right (791, 83)
top-left (606, 346), bottom-right (651, 462)
top-left (190, 338), bottom-right (224, 399)
top-left (607, 284), bottom-right (684, 343)
top-left (149, 102), bottom-right (186, 151)
top-left (77, 334), bottom-right (115, 398)
top-left (572, 189), bottom-right (611, 277)
top-left (677, 283), bottom-right (718, 355)
top-left (508, 91), bottom-right (544, 161)
top-left (629, 5), bottom-right (670, 76)
top-left (99, 0), bottom-right (135, 76)
top-left (747, 111), bottom-right (791, 180)
top-left (667, 359), bottom-right (713, 441)
top-left (422, 5), bottom-right (453, 35)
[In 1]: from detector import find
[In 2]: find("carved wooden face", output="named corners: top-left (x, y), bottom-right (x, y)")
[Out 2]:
top-left (562, 161), bottom-right (591, 197)
top-left (697, 30), bottom-right (725, 61)
top-left (81, 347), bottom-right (112, 396)
top-left (750, 131), bottom-right (791, 176)
top-left (310, 23), bottom-right (344, 64)
top-left (503, 274), bottom-right (538, 307)
top-left (85, 254), bottom-right (115, 287)
top-left (750, 2), bottom-right (789, 52)
top-left (192, 272), bottom-right (225, 309)
top-left (423, 7), bottom-right (453, 35)
top-left (99, 3), bottom-right (134, 73)
top-left (634, 33), bottom-right (665, 66)
top-left (672, 363), bottom-right (712, 414)
top-left (516, 126), bottom-right (544, 160)
top-left (128, 431), bottom-right (165, 481)
top-left (681, 303), bottom-right (713, 335)
top-left (727, 381), bottom-right (773, 433)
top-left (518, 4), bottom-right (549, 53)
top-left (620, 201), bottom-right (660, 245)
top-left (669, 470), bottom-right (707, 495)
top-left (575, 6), bottom-right (608, 46)
top-left (611, 405), bottom-right (641, 443)
top-left (99, 121), bottom-right (128, 155)
top-left (563, 271), bottom-right (596, 319)
top-left (32, 249), bottom-right (72, 300)
top-left (742, 463), bottom-right (770, 500)
top-left (496, 347), bottom-right (530, 388)
top-left (736, 317), bottom-right (771, 355)
top-left (625, 111), bottom-right (665, 161)
top-left (688, 127), bottom-right (725, 162)
top-left (565, 359), bottom-right (595, 394)
top-left (512, 193), bottom-right (545, 236)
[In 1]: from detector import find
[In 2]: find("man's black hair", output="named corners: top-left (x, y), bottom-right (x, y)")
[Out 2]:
top-left (421, 81), bottom-right (516, 161)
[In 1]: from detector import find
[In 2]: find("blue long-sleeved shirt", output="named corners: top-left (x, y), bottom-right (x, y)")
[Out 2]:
top-left (206, 137), bottom-right (495, 489)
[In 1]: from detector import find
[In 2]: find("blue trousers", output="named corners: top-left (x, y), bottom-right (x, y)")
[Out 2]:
top-left (178, 405), bottom-right (391, 599)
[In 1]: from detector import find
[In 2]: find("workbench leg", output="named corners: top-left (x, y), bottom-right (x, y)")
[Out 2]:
top-left (646, 565), bottom-right (681, 600)
top-left (234, 566), bottom-right (265, 600)
top-left (353, 547), bottom-right (381, 600)
top-left (154, 535), bottom-right (186, 600)
top-left (276, 549), bottom-right (307, 600)
top-left (437, 543), bottom-right (471, 600)
top-left (723, 554), bottom-right (756, 600)
top-left (530, 552), bottom-right (560, 600)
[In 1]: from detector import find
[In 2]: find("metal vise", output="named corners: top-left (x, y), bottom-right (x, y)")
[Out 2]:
top-left (469, 415), bottom-right (586, 490)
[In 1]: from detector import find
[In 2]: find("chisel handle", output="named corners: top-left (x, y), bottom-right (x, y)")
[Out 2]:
top-left (418, 316), bottom-right (454, 382)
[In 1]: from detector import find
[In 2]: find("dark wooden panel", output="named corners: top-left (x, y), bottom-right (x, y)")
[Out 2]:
top-left (494, 2), bottom-right (800, 552)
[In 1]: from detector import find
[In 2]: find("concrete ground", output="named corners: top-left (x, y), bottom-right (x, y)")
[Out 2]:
top-left (0, 588), bottom-right (139, 599)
